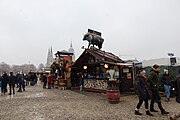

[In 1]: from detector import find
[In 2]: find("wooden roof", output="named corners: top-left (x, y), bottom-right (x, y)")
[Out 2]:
top-left (73, 47), bottom-right (125, 67)
top-left (55, 50), bottom-right (73, 56)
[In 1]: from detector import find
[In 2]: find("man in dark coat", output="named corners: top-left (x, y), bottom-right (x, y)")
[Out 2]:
top-left (135, 70), bottom-right (153, 116)
top-left (8, 72), bottom-right (16, 95)
top-left (147, 64), bottom-right (169, 115)
top-left (2, 72), bottom-right (9, 95)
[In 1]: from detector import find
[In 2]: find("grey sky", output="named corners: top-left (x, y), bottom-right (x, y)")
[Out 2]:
top-left (0, 0), bottom-right (180, 66)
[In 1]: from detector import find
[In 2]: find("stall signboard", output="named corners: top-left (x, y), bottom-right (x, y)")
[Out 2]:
top-left (123, 68), bottom-right (129, 73)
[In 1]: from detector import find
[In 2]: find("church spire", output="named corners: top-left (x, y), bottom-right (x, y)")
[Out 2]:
top-left (68, 41), bottom-right (75, 62)
top-left (70, 41), bottom-right (72, 48)
top-left (47, 48), bottom-right (50, 58)
top-left (50, 46), bottom-right (53, 54)
top-left (46, 46), bottom-right (54, 67)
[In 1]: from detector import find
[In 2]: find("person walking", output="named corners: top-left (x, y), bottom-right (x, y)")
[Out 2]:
top-left (147, 64), bottom-right (169, 115)
top-left (161, 69), bottom-right (171, 102)
top-left (8, 72), bottom-right (16, 95)
top-left (135, 70), bottom-right (153, 116)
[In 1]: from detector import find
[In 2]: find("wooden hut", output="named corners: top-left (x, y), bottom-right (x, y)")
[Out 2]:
top-left (71, 47), bottom-right (134, 93)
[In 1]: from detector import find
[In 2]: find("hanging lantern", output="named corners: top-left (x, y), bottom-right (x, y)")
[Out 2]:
top-left (104, 64), bottom-right (108, 69)
top-left (83, 66), bottom-right (88, 70)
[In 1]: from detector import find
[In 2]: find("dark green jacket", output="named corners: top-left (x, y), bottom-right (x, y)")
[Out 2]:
top-left (147, 70), bottom-right (160, 89)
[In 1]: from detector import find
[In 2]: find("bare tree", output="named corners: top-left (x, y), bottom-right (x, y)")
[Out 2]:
top-left (21, 64), bottom-right (37, 73)
top-left (0, 63), bottom-right (37, 75)
top-left (11, 65), bottom-right (21, 74)
top-left (38, 63), bottom-right (45, 72)
top-left (0, 62), bottom-right (10, 75)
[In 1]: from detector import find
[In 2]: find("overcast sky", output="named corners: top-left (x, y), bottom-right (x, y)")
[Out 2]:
top-left (0, 0), bottom-right (180, 66)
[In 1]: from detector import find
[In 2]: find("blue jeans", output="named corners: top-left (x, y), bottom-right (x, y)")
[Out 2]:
top-left (164, 85), bottom-right (171, 98)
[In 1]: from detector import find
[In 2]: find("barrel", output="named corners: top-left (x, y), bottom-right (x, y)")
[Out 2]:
top-left (106, 89), bottom-right (120, 104)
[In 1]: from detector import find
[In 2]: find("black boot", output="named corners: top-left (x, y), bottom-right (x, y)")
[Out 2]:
top-left (17, 90), bottom-right (22, 92)
top-left (161, 110), bottom-right (169, 115)
top-left (157, 101), bottom-right (168, 115)
top-left (146, 111), bottom-right (153, 116)
top-left (135, 110), bottom-right (143, 115)
top-left (150, 99), bottom-right (158, 112)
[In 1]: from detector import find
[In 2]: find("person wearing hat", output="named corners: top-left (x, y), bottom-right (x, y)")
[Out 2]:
top-left (147, 64), bottom-right (169, 115)
top-left (135, 70), bottom-right (153, 116)
top-left (161, 69), bottom-right (171, 102)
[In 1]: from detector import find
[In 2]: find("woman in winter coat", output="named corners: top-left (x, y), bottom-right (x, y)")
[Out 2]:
top-left (161, 69), bottom-right (171, 102)
top-left (135, 70), bottom-right (153, 116)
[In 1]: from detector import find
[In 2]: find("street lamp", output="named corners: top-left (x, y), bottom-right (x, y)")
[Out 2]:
top-left (168, 53), bottom-right (176, 66)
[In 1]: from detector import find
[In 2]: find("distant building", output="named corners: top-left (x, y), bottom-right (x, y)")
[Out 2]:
top-left (142, 57), bottom-right (180, 67)
top-left (46, 46), bottom-right (54, 67)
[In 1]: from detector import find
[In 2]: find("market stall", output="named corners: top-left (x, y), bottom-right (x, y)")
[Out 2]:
top-left (50, 50), bottom-right (73, 89)
top-left (71, 47), bottom-right (134, 93)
